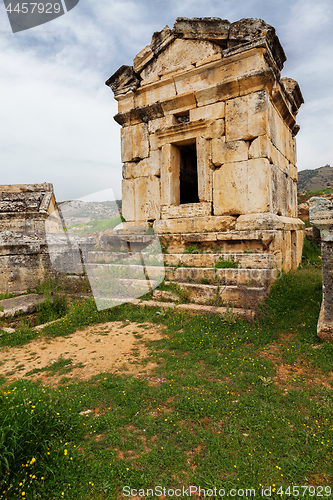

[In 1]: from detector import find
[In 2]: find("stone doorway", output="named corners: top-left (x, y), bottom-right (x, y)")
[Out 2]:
top-left (179, 142), bottom-right (199, 205)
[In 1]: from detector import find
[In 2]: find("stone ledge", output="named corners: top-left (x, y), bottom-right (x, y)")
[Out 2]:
top-left (136, 298), bottom-right (255, 320)
top-left (235, 213), bottom-right (305, 231)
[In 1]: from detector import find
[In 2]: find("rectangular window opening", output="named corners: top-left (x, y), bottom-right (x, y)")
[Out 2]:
top-left (179, 143), bottom-right (199, 205)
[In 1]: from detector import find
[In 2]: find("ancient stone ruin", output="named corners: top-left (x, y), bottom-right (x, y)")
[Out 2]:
top-left (309, 197), bottom-right (333, 340)
top-left (0, 184), bottom-right (59, 294)
top-left (105, 17), bottom-right (305, 309)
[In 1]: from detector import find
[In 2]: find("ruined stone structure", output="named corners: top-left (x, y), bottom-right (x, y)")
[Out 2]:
top-left (310, 197), bottom-right (333, 340)
top-left (105, 18), bottom-right (305, 308)
top-left (0, 184), bottom-right (59, 294)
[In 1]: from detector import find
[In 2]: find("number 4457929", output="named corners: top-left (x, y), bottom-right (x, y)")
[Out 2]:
top-left (277, 485), bottom-right (332, 496)
top-left (5, 3), bottom-right (61, 14)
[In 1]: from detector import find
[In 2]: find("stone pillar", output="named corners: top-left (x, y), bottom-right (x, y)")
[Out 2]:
top-left (309, 197), bottom-right (333, 340)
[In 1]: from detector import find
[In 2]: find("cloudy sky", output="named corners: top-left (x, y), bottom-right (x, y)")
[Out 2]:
top-left (1, 0), bottom-right (332, 202)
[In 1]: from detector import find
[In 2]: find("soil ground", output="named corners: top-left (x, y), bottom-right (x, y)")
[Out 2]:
top-left (0, 321), bottom-right (165, 386)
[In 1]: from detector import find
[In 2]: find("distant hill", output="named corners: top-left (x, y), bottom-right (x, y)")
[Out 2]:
top-left (298, 165), bottom-right (333, 192)
top-left (58, 200), bottom-right (121, 226)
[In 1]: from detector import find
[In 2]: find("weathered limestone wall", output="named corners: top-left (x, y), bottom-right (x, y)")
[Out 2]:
top-left (309, 197), bottom-right (333, 340)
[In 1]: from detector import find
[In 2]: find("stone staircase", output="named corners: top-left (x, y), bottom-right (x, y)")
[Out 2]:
top-left (86, 241), bottom-right (279, 311)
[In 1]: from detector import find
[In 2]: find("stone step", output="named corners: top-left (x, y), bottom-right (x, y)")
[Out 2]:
top-left (85, 260), bottom-right (277, 286)
top-left (164, 281), bottom-right (268, 308)
top-left (85, 263), bottom-right (165, 281)
top-left (135, 299), bottom-right (255, 321)
top-left (164, 252), bottom-right (276, 269)
top-left (87, 251), bottom-right (275, 269)
top-left (165, 267), bottom-right (277, 286)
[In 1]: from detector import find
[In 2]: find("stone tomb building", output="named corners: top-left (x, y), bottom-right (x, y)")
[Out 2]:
top-left (106, 18), bottom-right (305, 308)
top-left (0, 184), bottom-right (59, 294)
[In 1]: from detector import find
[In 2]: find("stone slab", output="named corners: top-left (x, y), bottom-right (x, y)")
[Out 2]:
top-left (0, 294), bottom-right (46, 318)
top-left (154, 216), bottom-right (237, 234)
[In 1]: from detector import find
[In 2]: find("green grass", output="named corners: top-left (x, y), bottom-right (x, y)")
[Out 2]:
top-left (298, 188), bottom-right (332, 204)
top-left (1, 256), bottom-right (333, 498)
top-left (0, 293), bottom-right (16, 301)
top-left (300, 238), bottom-right (322, 268)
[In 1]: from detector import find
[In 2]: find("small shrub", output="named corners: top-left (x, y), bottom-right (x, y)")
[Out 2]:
top-left (214, 256), bottom-right (239, 269)
top-left (36, 294), bottom-right (68, 325)
top-left (183, 245), bottom-right (201, 254)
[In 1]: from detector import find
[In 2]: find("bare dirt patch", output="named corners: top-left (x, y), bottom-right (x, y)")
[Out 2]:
top-left (258, 337), bottom-right (333, 390)
top-left (0, 321), bottom-right (165, 385)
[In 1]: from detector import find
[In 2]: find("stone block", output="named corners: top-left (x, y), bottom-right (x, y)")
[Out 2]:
top-left (174, 48), bottom-right (267, 95)
top-left (161, 92), bottom-right (197, 115)
top-left (289, 163), bottom-right (298, 182)
top-left (140, 38), bottom-right (221, 83)
top-left (248, 134), bottom-right (270, 160)
top-left (131, 150), bottom-right (161, 178)
top-left (190, 102), bottom-right (225, 121)
top-left (115, 91), bottom-right (135, 114)
top-left (154, 216), bottom-right (236, 234)
top-left (160, 144), bottom-right (180, 206)
top-left (197, 137), bottom-right (213, 202)
top-left (154, 119), bottom-right (225, 149)
top-left (235, 213), bottom-right (304, 231)
top-left (297, 202), bottom-right (309, 221)
top-left (212, 137), bottom-right (248, 166)
top-left (161, 202), bottom-right (211, 220)
top-left (287, 178), bottom-right (297, 218)
top-left (271, 165), bottom-right (288, 216)
top-left (238, 69), bottom-right (274, 96)
top-left (225, 91), bottom-right (269, 142)
top-left (148, 115), bottom-right (177, 134)
top-left (134, 78), bottom-right (177, 108)
top-left (122, 162), bottom-right (135, 180)
top-left (268, 102), bottom-right (294, 163)
top-left (292, 137), bottom-right (297, 164)
top-left (195, 80), bottom-right (240, 107)
top-left (121, 123), bottom-right (149, 162)
top-left (134, 176), bottom-right (161, 221)
top-left (133, 45), bottom-right (154, 73)
top-left (122, 179), bottom-right (135, 221)
top-left (213, 158), bottom-right (272, 215)
top-left (195, 52), bottom-right (223, 68)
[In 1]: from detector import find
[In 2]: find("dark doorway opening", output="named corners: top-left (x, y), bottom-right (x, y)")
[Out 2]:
top-left (179, 143), bottom-right (199, 204)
